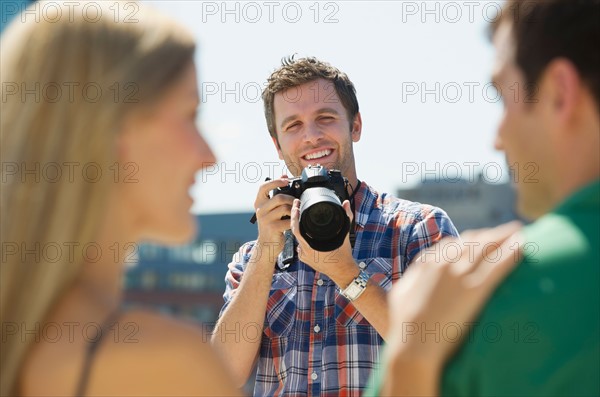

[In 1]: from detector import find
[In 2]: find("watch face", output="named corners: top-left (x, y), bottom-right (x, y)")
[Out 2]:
top-left (345, 284), bottom-right (362, 299)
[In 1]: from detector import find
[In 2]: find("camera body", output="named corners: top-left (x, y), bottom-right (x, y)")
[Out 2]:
top-left (273, 165), bottom-right (350, 252)
top-left (272, 165), bottom-right (348, 203)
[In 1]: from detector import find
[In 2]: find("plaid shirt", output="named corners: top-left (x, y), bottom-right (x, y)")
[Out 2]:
top-left (221, 182), bottom-right (458, 397)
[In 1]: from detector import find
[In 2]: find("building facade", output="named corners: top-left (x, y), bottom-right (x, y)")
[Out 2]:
top-left (397, 174), bottom-right (520, 232)
top-left (125, 176), bottom-right (519, 327)
top-left (124, 212), bottom-right (257, 326)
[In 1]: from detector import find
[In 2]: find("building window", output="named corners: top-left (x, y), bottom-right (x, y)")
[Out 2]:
top-left (168, 272), bottom-right (208, 290)
top-left (141, 271), bottom-right (157, 290)
top-left (192, 240), bottom-right (219, 265)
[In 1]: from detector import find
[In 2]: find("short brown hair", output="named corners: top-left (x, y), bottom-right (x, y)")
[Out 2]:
top-left (490, 0), bottom-right (600, 105)
top-left (262, 56), bottom-right (359, 139)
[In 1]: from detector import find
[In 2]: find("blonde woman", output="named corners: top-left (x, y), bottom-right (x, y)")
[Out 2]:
top-left (1, 1), bottom-right (240, 395)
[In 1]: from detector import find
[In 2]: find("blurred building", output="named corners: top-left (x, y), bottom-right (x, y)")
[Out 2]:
top-left (125, 176), bottom-right (519, 327)
top-left (397, 174), bottom-right (520, 232)
top-left (124, 212), bottom-right (256, 326)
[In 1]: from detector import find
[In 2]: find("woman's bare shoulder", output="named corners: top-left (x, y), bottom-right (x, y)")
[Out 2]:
top-left (19, 308), bottom-right (240, 396)
top-left (84, 309), bottom-right (242, 396)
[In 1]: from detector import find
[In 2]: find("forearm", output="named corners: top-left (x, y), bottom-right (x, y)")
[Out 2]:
top-left (211, 244), bottom-right (276, 386)
top-left (347, 280), bottom-right (390, 340)
top-left (329, 261), bottom-right (390, 340)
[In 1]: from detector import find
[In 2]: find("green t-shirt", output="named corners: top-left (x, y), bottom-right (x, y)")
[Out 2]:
top-left (365, 181), bottom-right (600, 396)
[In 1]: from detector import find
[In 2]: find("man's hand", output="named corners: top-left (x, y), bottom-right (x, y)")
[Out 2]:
top-left (289, 198), bottom-right (358, 286)
top-left (253, 176), bottom-right (295, 265)
top-left (381, 221), bottom-right (523, 396)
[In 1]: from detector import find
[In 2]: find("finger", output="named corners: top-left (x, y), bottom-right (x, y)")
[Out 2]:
top-left (271, 218), bottom-right (294, 234)
top-left (259, 177), bottom-right (289, 195)
top-left (342, 200), bottom-right (353, 223)
top-left (256, 194), bottom-right (294, 218)
top-left (460, 221), bottom-right (522, 274)
top-left (411, 236), bottom-right (461, 266)
top-left (473, 231), bottom-right (524, 288)
top-left (460, 221), bottom-right (521, 249)
top-left (290, 199), bottom-right (301, 237)
top-left (254, 178), bottom-right (290, 208)
top-left (262, 205), bottom-right (293, 224)
top-left (482, 220), bottom-right (522, 238)
top-left (257, 203), bottom-right (293, 226)
top-left (290, 199), bottom-right (309, 246)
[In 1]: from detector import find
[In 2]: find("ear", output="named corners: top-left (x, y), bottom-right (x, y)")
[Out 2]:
top-left (271, 135), bottom-right (284, 160)
top-left (351, 112), bottom-right (362, 142)
top-left (544, 58), bottom-right (580, 125)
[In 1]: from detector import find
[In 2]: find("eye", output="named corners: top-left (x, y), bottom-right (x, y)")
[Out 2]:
top-left (318, 115), bottom-right (336, 123)
top-left (285, 122), bottom-right (301, 131)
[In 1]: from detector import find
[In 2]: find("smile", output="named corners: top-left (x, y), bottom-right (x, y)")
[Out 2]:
top-left (303, 149), bottom-right (332, 161)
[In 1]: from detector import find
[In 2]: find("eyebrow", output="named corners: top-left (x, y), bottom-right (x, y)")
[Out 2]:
top-left (279, 108), bottom-right (342, 129)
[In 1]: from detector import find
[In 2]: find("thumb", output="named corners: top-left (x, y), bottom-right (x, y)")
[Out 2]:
top-left (342, 200), bottom-right (353, 223)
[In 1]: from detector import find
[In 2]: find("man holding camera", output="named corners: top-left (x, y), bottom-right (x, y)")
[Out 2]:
top-left (211, 57), bottom-right (458, 396)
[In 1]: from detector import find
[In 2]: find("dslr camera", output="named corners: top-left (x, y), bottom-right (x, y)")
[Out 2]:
top-left (273, 164), bottom-right (350, 252)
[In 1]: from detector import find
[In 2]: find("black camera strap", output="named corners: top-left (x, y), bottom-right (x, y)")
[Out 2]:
top-left (277, 229), bottom-right (296, 270)
top-left (348, 180), bottom-right (361, 249)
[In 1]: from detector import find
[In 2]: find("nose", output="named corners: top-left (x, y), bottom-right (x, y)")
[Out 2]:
top-left (494, 130), bottom-right (504, 151)
top-left (303, 122), bottom-right (324, 144)
top-left (195, 131), bottom-right (217, 170)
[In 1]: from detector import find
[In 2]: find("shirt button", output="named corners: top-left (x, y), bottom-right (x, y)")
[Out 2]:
top-left (317, 279), bottom-right (324, 286)
top-left (314, 324), bottom-right (321, 333)
top-left (311, 372), bottom-right (318, 381)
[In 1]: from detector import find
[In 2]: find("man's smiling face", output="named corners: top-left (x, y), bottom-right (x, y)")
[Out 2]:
top-left (272, 78), bottom-right (361, 186)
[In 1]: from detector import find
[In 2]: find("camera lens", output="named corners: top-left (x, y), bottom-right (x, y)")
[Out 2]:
top-left (299, 187), bottom-right (350, 252)
top-left (304, 203), bottom-right (342, 237)
top-left (308, 203), bottom-right (335, 227)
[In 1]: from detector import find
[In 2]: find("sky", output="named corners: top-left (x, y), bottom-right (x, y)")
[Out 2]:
top-left (144, 0), bottom-right (508, 214)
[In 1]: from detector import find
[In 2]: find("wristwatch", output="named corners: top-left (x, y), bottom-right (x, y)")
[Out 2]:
top-left (340, 268), bottom-right (370, 302)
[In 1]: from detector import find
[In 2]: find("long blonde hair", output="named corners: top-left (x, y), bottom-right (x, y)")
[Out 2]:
top-left (0, 2), bottom-right (195, 394)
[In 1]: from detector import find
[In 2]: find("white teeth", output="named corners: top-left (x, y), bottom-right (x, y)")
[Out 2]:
top-left (305, 150), bottom-right (331, 160)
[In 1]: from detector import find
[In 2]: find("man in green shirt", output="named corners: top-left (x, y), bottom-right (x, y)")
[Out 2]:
top-left (367, 0), bottom-right (599, 395)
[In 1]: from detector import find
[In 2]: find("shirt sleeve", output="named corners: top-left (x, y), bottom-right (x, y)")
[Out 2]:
top-left (219, 241), bottom-right (256, 317)
top-left (404, 205), bottom-right (459, 266)
top-left (362, 205), bottom-right (458, 292)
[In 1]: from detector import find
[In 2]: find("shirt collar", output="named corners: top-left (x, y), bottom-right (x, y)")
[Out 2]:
top-left (553, 179), bottom-right (600, 215)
